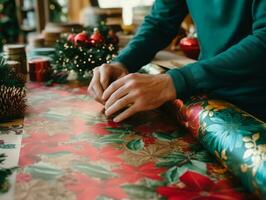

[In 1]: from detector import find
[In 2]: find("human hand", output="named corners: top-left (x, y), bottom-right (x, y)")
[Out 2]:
top-left (102, 73), bottom-right (176, 122)
top-left (87, 63), bottom-right (128, 104)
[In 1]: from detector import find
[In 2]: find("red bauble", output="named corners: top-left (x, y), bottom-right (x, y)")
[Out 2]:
top-left (179, 37), bottom-right (200, 60)
top-left (68, 34), bottom-right (76, 43)
top-left (90, 28), bottom-right (104, 44)
top-left (74, 31), bottom-right (90, 45)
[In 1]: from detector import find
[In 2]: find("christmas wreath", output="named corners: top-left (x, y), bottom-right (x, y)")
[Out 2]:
top-left (51, 23), bottom-right (119, 83)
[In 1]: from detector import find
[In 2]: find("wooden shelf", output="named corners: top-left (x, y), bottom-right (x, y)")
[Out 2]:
top-left (16, 0), bottom-right (35, 42)
top-left (15, 0), bottom-right (49, 42)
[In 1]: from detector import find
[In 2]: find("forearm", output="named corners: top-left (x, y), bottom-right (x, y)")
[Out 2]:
top-left (168, 33), bottom-right (266, 99)
top-left (114, 0), bottom-right (188, 72)
top-left (168, 0), bottom-right (266, 99)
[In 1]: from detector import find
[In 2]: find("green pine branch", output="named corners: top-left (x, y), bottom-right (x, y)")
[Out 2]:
top-left (0, 153), bottom-right (16, 194)
top-left (51, 23), bottom-right (119, 82)
top-left (0, 0), bottom-right (19, 50)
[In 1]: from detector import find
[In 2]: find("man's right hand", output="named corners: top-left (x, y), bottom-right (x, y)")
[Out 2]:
top-left (87, 63), bottom-right (128, 104)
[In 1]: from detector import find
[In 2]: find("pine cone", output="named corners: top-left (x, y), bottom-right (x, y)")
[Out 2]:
top-left (0, 85), bottom-right (26, 121)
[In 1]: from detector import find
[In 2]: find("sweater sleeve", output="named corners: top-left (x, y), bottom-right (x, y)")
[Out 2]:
top-left (113, 0), bottom-right (188, 72)
top-left (167, 0), bottom-right (266, 99)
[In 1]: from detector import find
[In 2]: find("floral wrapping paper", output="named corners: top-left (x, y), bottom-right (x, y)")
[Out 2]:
top-left (2, 82), bottom-right (258, 200)
top-left (171, 97), bottom-right (266, 198)
top-left (0, 121), bottom-right (23, 200)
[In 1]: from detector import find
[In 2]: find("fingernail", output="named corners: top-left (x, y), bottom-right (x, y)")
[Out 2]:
top-left (102, 93), bottom-right (106, 100)
top-left (114, 116), bottom-right (122, 122)
top-left (105, 109), bottom-right (110, 116)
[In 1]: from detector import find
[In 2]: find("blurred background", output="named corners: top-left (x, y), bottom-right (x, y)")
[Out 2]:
top-left (0, 0), bottom-right (195, 51)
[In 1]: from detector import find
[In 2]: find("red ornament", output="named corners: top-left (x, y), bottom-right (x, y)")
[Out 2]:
top-left (90, 28), bottom-right (104, 44)
top-left (67, 34), bottom-right (76, 43)
top-left (179, 36), bottom-right (200, 60)
top-left (74, 31), bottom-right (90, 45)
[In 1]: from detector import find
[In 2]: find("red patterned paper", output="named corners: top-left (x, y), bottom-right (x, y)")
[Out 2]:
top-left (15, 83), bottom-right (255, 200)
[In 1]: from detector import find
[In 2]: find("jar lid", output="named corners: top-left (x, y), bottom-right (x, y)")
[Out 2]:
top-left (6, 60), bottom-right (20, 65)
top-left (3, 44), bottom-right (26, 54)
top-left (28, 57), bottom-right (50, 64)
top-left (4, 44), bottom-right (25, 50)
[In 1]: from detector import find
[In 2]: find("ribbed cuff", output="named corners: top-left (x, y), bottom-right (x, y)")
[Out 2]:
top-left (112, 49), bottom-right (145, 73)
top-left (112, 56), bottom-right (135, 73)
top-left (166, 64), bottom-right (195, 99)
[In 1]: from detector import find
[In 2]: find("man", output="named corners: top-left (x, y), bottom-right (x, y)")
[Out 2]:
top-left (88, 0), bottom-right (266, 122)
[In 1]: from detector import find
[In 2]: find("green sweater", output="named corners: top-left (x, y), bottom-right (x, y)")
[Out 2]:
top-left (114, 0), bottom-right (266, 121)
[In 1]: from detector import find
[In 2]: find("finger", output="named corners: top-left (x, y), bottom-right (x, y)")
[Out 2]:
top-left (87, 69), bottom-right (97, 97)
top-left (102, 76), bottom-right (128, 101)
top-left (87, 80), bottom-right (97, 98)
top-left (105, 85), bottom-right (129, 110)
top-left (88, 68), bottom-right (104, 104)
top-left (87, 85), bottom-right (94, 97)
top-left (105, 94), bottom-right (133, 116)
top-left (92, 87), bottom-right (105, 104)
top-left (88, 85), bottom-right (103, 104)
top-left (92, 69), bottom-right (104, 101)
top-left (113, 104), bottom-right (139, 122)
top-left (99, 64), bottom-right (111, 90)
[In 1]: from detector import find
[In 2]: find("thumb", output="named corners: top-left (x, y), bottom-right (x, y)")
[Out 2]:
top-left (99, 64), bottom-right (111, 90)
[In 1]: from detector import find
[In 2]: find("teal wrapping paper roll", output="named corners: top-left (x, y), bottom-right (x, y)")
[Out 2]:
top-left (171, 97), bottom-right (266, 198)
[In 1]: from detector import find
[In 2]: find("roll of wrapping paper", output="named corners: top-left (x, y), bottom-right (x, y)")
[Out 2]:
top-left (28, 58), bottom-right (51, 82)
top-left (166, 97), bottom-right (266, 198)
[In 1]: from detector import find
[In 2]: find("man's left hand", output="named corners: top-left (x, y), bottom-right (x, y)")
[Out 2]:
top-left (102, 73), bottom-right (176, 122)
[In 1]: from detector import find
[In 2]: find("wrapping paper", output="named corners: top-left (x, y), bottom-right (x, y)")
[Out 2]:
top-left (0, 122), bottom-right (23, 200)
top-left (172, 97), bottom-right (266, 198)
top-left (9, 83), bottom-right (258, 200)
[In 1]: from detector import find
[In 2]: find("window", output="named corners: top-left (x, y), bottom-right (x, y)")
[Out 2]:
top-left (98, 0), bottom-right (154, 25)
top-left (98, 0), bottom-right (154, 8)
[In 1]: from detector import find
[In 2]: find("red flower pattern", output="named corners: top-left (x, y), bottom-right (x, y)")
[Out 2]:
top-left (66, 173), bottom-right (127, 200)
top-left (174, 99), bottom-right (205, 138)
top-left (73, 142), bottom-right (123, 163)
top-left (16, 173), bottom-right (32, 183)
top-left (143, 136), bottom-right (156, 146)
top-left (19, 133), bottom-right (74, 167)
top-left (157, 171), bottom-right (245, 200)
top-left (88, 121), bottom-right (120, 135)
top-left (13, 83), bottom-right (254, 200)
top-left (185, 103), bottom-right (202, 137)
top-left (113, 162), bottom-right (166, 183)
